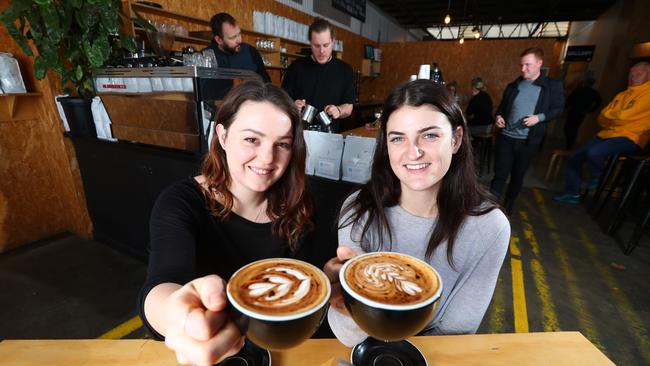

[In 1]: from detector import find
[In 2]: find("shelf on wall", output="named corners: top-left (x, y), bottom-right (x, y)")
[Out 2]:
top-left (134, 27), bottom-right (211, 45)
top-left (0, 92), bottom-right (42, 122)
top-left (282, 51), bottom-right (304, 58)
top-left (128, 2), bottom-right (308, 47)
top-left (131, 2), bottom-right (210, 26)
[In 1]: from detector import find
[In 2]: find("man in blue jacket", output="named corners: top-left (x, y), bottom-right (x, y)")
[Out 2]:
top-left (490, 47), bottom-right (564, 213)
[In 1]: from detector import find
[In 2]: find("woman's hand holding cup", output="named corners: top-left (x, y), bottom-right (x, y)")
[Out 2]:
top-left (324, 246), bottom-right (360, 316)
top-left (163, 275), bottom-right (244, 366)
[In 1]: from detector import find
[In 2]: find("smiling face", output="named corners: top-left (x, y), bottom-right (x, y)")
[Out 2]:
top-left (628, 62), bottom-right (650, 86)
top-left (310, 30), bottom-right (334, 64)
top-left (386, 105), bottom-right (461, 197)
top-left (217, 101), bottom-right (294, 197)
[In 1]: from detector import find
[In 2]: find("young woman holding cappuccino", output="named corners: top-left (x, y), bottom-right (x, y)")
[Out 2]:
top-left (325, 80), bottom-right (510, 347)
top-left (138, 81), bottom-right (314, 365)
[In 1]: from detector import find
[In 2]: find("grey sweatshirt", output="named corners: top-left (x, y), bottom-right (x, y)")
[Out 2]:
top-left (328, 192), bottom-right (510, 347)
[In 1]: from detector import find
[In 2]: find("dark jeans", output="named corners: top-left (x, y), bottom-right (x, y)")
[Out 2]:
top-left (490, 134), bottom-right (540, 212)
top-left (565, 136), bottom-right (639, 195)
top-left (564, 112), bottom-right (586, 150)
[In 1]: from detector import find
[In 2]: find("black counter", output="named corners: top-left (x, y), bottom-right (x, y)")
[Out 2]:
top-left (70, 137), bottom-right (358, 269)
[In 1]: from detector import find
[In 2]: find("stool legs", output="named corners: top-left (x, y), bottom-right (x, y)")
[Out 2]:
top-left (546, 154), bottom-right (559, 181)
top-left (591, 154), bottom-right (621, 216)
top-left (606, 161), bottom-right (646, 234)
top-left (624, 206), bottom-right (650, 255)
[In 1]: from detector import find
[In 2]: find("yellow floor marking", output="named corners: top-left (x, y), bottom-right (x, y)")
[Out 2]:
top-left (531, 189), bottom-right (604, 351)
top-left (579, 229), bottom-right (650, 364)
top-left (487, 275), bottom-right (507, 332)
top-left (98, 315), bottom-right (143, 339)
top-left (519, 210), bottom-right (561, 332)
top-left (510, 235), bottom-right (529, 333)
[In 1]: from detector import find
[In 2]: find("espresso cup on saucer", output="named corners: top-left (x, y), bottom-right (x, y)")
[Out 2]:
top-left (227, 258), bottom-right (331, 350)
top-left (339, 252), bottom-right (442, 341)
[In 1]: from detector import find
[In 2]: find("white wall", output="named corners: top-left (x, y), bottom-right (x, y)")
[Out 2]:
top-left (274, 0), bottom-right (421, 42)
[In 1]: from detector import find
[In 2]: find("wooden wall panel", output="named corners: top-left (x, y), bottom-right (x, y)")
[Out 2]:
top-left (375, 39), bottom-right (564, 107)
top-left (0, 0), bottom-right (92, 252)
top-left (150, 0), bottom-right (377, 97)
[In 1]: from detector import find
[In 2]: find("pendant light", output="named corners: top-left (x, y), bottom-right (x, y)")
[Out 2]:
top-left (444, 0), bottom-right (451, 24)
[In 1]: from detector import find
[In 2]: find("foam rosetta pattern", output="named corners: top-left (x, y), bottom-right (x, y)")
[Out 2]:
top-left (346, 254), bottom-right (438, 306)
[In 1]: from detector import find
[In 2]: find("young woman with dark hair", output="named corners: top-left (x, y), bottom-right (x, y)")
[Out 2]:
top-left (139, 80), bottom-right (312, 364)
top-left (325, 80), bottom-right (510, 346)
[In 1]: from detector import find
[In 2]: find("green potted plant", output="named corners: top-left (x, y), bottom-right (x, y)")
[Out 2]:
top-left (0, 0), bottom-right (140, 137)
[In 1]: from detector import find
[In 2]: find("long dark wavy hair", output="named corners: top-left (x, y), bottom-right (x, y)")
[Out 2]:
top-left (339, 80), bottom-right (499, 266)
top-left (201, 81), bottom-right (312, 248)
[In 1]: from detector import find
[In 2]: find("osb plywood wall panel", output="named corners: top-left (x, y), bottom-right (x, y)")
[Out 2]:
top-left (0, 0), bottom-right (92, 252)
top-left (376, 39), bottom-right (563, 106)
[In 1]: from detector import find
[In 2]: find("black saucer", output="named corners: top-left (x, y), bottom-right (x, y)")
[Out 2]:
top-left (215, 340), bottom-right (271, 366)
top-left (351, 338), bottom-right (427, 366)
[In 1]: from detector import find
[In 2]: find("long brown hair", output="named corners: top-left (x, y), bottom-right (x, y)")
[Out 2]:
top-left (201, 81), bottom-right (312, 247)
top-left (340, 80), bottom-right (499, 266)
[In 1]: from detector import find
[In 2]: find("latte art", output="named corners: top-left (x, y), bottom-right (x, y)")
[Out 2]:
top-left (362, 262), bottom-right (423, 296)
top-left (247, 266), bottom-right (311, 306)
top-left (344, 253), bottom-right (439, 306)
top-left (228, 259), bottom-right (329, 316)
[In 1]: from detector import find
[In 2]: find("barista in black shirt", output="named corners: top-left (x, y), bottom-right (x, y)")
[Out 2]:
top-left (282, 18), bottom-right (355, 133)
top-left (204, 12), bottom-right (270, 82)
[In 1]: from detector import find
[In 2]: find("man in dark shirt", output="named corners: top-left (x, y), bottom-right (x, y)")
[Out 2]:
top-left (564, 76), bottom-right (602, 149)
top-left (282, 18), bottom-right (355, 133)
top-left (466, 77), bottom-right (495, 136)
top-left (205, 12), bottom-right (270, 82)
top-left (490, 47), bottom-right (565, 214)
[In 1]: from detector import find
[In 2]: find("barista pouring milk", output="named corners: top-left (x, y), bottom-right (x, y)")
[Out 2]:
top-left (282, 17), bottom-right (355, 133)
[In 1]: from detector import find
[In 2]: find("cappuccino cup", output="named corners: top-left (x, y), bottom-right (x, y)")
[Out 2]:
top-left (227, 258), bottom-right (331, 350)
top-left (339, 252), bottom-right (442, 341)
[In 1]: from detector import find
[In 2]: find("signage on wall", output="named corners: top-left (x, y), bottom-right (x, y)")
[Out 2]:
top-left (332, 0), bottom-right (366, 22)
top-left (565, 45), bottom-right (596, 62)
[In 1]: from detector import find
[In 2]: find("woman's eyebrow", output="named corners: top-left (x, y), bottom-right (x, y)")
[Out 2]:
top-left (388, 125), bottom-right (441, 135)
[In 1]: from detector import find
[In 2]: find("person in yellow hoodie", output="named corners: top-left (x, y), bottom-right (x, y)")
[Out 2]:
top-left (554, 61), bottom-right (650, 204)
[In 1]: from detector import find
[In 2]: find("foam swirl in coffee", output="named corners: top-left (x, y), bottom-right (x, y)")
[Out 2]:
top-left (344, 252), bottom-right (439, 306)
top-left (228, 259), bottom-right (329, 316)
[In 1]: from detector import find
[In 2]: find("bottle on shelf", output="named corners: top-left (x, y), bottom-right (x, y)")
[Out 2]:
top-left (430, 62), bottom-right (444, 84)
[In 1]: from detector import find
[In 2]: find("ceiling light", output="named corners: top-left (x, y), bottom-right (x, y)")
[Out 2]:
top-left (472, 26), bottom-right (480, 39)
top-left (459, 37), bottom-right (464, 44)
top-left (444, 0), bottom-right (451, 24)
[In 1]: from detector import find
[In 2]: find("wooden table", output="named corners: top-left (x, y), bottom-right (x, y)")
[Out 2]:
top-left (0, 332), bottom-right (614, 365)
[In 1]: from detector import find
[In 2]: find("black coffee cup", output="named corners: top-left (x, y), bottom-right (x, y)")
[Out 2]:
top-left (339, 252), bottom-right (442, 341)
top-left (227, 258), bottom-right (331, 350)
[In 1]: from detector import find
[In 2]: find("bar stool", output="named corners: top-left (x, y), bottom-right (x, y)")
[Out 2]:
top-left (545, 149), bottom-right (571, 181)
top-left (472, 130), bottom-right (494, 176)
top-left (590, 154), bottom-right (626, 217)
top-left (604, 154), bottom-right (650, 255)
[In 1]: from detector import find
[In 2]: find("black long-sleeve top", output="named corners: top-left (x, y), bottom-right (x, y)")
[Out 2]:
top-left (138, 178), bottom-right (328, 339)
top-left (466, 90), bottom-right (495, 126)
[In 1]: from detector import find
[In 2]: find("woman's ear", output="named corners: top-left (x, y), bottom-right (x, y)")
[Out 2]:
top-left (216, 123), bottom-right (227, 150)
top-left (452, 126), bottom-right (463, 153)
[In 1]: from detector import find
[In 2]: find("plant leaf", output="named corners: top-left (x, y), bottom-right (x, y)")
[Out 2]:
top-left (34, 56), bottom-right (47, 79)
top-left (74, 65), bottom-right (83, 82)
top-left (87, 42), bottom-right (104, 67)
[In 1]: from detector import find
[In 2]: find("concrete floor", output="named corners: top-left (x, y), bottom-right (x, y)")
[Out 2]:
top-left (1, 137), bottom-right (648, 365)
